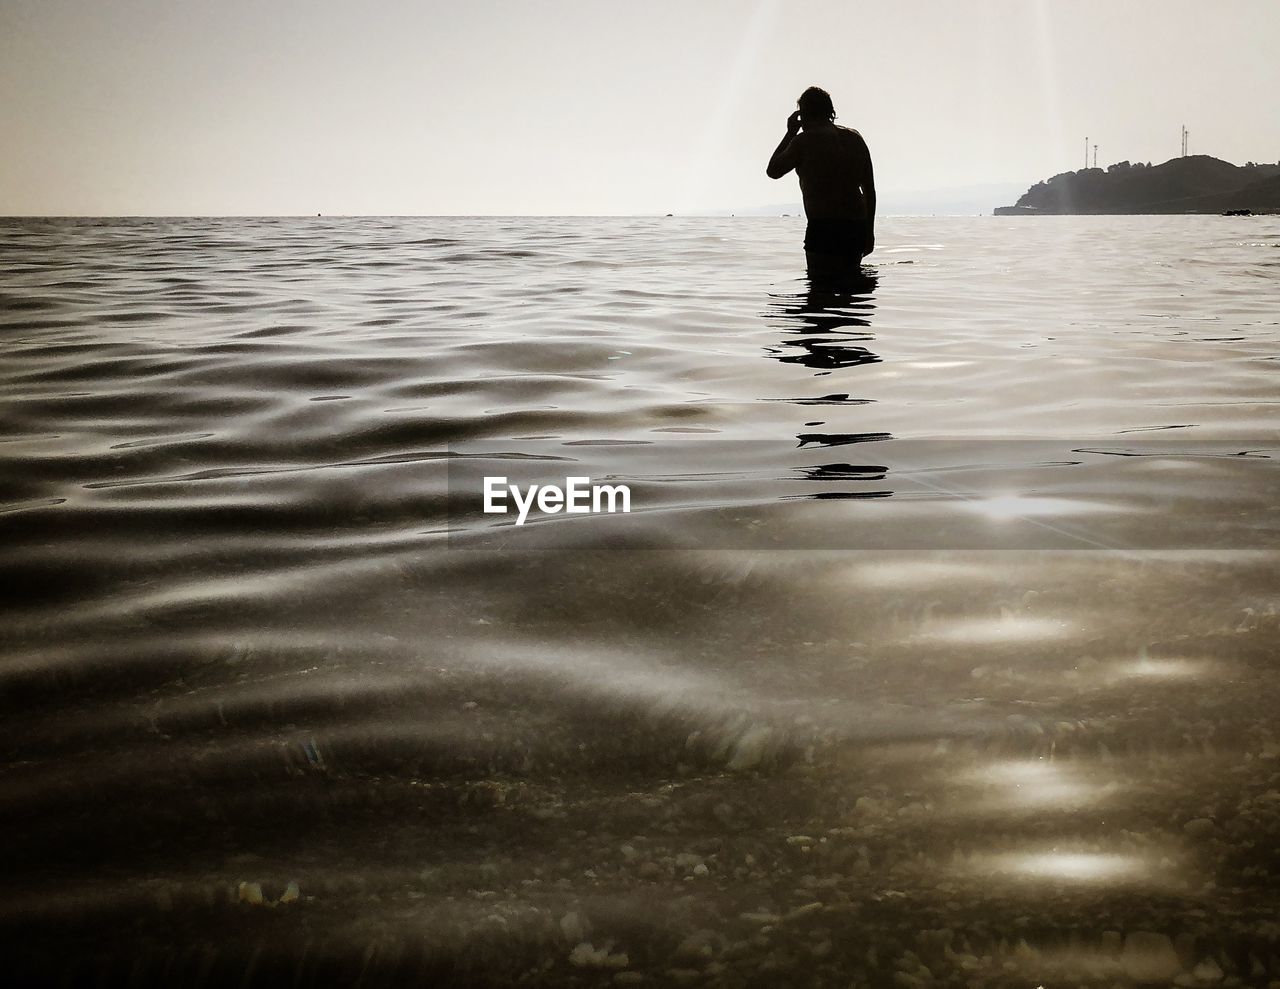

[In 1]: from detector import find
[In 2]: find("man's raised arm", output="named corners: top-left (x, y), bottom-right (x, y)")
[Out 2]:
top-left (766, 111), bottom-right (803, 179)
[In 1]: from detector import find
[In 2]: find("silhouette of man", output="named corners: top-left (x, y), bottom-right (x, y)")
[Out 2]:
top-left (766, 87), bottom-right (875, 281)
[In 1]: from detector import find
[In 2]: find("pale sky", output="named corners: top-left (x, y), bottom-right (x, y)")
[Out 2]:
top-left (2, 0), bottom-right (1278, 215)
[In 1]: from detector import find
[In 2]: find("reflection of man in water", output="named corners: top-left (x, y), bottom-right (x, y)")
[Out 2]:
top-left (766, 86), bottom-right (876, 281)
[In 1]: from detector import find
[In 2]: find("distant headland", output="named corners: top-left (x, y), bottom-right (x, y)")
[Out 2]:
top-left (995, 155), bottom-right (1280, 215)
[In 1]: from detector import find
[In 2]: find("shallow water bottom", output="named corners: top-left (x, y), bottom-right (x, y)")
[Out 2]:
top-left (5, 550), bottom-right (1280, 988)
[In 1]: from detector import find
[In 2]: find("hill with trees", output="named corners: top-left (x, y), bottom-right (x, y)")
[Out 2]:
top-left (995, 155), bottom-right (1280, 214)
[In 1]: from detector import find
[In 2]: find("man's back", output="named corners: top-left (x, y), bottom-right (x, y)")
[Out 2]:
top-left (793, 123), bottom-right (872, 223)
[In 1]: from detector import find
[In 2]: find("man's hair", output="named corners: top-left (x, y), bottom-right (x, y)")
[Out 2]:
top-left (797, 87), bottom-right (835, 121)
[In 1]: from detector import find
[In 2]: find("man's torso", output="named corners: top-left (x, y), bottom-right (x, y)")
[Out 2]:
top-left (795, 124), bottom-right (869, 223)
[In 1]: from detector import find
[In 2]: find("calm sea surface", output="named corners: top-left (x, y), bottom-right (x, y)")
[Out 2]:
top-left (2, 216), bottom-right (1279, 986)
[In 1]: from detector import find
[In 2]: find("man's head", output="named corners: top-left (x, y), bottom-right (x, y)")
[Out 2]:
top-left (797, 87), bottom-right (835, 127)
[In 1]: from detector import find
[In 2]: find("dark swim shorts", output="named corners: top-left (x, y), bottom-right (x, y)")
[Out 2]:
top-left (804, 218), bottom-right (864, 256)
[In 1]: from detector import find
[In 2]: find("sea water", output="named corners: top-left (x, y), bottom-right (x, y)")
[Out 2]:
top-left (1, 215), bottom-right (1278, 985)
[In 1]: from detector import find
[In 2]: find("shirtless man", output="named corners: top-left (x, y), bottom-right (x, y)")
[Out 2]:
top-left (766, 87), bottom-right (875, 280)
